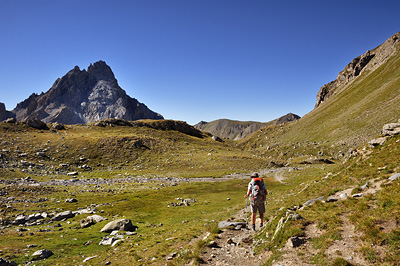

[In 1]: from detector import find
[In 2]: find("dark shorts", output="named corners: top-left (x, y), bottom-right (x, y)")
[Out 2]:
top-left (250, 200), bottom-right (265, 214)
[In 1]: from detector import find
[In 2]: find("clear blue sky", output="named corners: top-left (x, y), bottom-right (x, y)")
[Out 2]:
top-left (1, 0), bottom-right (399, 125)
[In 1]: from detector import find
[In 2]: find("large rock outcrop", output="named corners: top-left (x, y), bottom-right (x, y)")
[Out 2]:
top-left (315, 32), bottom-right (400, 108)
top-left (0, 103), bottom-right (15, 122)
top-left (12, 61), bottom-right (163, 124)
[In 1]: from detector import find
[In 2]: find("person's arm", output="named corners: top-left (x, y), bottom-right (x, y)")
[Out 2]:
top-left (244, 189), bottom-right (251, 198)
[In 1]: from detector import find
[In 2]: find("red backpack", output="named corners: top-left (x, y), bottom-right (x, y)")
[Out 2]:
top-left (251, 177), bottom-right (265, 202)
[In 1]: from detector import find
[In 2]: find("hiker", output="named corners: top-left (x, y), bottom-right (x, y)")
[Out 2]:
top-left (244, 172), bottom-right (267, 231)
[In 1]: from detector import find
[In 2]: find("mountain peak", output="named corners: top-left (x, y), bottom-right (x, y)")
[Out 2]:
top-left (10, 61), bottom-right (163, 124)
top-left (87, 60), bottom-right (115, 81)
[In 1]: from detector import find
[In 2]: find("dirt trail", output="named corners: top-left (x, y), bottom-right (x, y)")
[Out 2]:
top-left (198, 207), bottom-right (271, 266)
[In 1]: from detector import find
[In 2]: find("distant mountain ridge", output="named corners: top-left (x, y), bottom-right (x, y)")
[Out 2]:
top-left (194, 113), bottom-right (300, 140)
top-left (8, 61), bottom-right (163, 124)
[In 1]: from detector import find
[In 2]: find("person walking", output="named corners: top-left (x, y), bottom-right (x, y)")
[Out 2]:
top-left (244, 172), bottom-right (267, 231)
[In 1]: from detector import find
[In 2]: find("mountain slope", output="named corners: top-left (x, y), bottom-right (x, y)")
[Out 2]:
top-left (194, 113), bottom-right (300, 140)
top-left (240, 32), bottom-right (400, 159)
top-left (11, 61), bottom-right (163, 124)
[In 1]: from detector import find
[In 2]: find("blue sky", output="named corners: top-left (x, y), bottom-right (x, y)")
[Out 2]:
top-left (1, 0), bottom-right (399, 125)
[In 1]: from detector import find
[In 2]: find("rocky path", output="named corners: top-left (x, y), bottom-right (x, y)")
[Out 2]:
top-left (196, 207), bottom-right (271, 266)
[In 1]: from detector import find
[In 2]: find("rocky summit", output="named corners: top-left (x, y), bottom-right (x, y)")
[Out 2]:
top-left (315, 32), bottom-right (400, 108)
top-left (11, 61), bottom-right (163, 124)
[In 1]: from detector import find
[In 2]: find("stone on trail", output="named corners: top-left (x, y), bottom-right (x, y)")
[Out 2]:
top-left (100, 218), bottom-right (137, 233)
top-left (218, 220), bottom-right (246, 229)
top-left (352, 193), bottom-right (364, 198)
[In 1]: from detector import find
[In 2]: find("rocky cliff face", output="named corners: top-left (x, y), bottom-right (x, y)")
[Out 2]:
top-left (12, 61), bottom-right (163, 124)
top-left (315, 32), bottom-right (400, 108)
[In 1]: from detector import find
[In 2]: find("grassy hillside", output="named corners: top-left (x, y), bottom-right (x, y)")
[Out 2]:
top-left (239, 46), bottom-right (400, 161)
top-left (0, 119), bottom-right (271, 179)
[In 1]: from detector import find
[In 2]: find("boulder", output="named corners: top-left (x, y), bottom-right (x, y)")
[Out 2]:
top-left (100, 218), bottom-right (137, 233)
top-left (382, 123), bottom-right (400, 136)
top-left (52, 122), bottom-right (65, 130)
top-left (52, 211), bottom-right (75, 221)
top-left (26, 118), bottom-right (49, 130)
top-left (31, 249), bottom-right (53, 261)
top-left (368, 137), bottom-right (387, 147)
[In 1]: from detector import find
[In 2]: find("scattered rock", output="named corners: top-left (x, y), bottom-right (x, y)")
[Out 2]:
top-left (36, 152), bottom-right (47, 157)
top-left (368, 137), bottom-right (387, 147)
top-left (212, 136), bottom-right (223, 142)
top-left (339, 193), bottom-right (348, 199)
top-left (3, 117), bottom-right (16, 124)
top-left (80, 217), bottom-right (95, 228)
top-left (31, 249), bottom-right (53, 261)
top-left (208, 241), bottom-right (219, 248)
top-left (166, 252), bottom-right (177, 260)
top-left (100, 218), bottom-right (137, 233)
top-left (286, 236), bottom-right (306, 248)
top-left (82, 255), bottom-right (97, 262)
top-left (352, 193), bottom-right (364, 198)
top-left (65, 198), bottom-right (77, 203)
top-left (389, 173), bottom-right (400, 181)
top-left (99, 236), bottom-right (118, 245)
top-left (67, 172), bottom-right (78, 177)
top-left (382, 122), bottom-right (400, 136)
top-left (361, 181), bottom-right (369, 190)
top-left (303, 196), bottom-right (325, 207)
top-left (0, 257), bottom-right (17, 266)
top-left (87, 214), bottom-right (105, 223)
top-left (326, 197), bottom-right (338, 202)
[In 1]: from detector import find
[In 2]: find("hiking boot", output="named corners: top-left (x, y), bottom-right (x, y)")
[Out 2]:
top-left (252, 224), bottom-right (256, 231)
top-left (260, 223), bottom-right (263, 228)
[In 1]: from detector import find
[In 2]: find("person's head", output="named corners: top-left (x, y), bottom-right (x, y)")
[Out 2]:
top-left (250, 172), bottom-right (259, 178)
